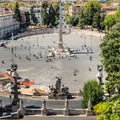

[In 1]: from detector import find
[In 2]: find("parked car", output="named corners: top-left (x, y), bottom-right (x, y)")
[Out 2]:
top-left (3, 112), bottom-right (11, 116)
top-left (24, 105), bottom-right (41, 109)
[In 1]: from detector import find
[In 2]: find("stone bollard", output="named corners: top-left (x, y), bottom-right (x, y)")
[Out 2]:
top-left (63, 99), bottom-right (69, 116)
top-left (41, 99), bottom-right (47, 116)
top-left (77, 89), bottom-right (82, 96)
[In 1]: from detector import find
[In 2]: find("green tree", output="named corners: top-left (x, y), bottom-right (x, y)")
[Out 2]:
top-left (79, 10), bottom-right (85, 29)
top-left (52, 2), bottom-right (59, 18)
top-left (14, 2), bottom-right (21, 24)
top-left (52, 2), bottom-right (59, 26)
top-left (100, 14), bottom-right (106, 30)
top-left (100, 21), bottom-right (120, 93)
top-left (64, 2), bottom-right (71, 11)
top-left (70, 16), bottom-right (79, 26)
top-left (64, 2), bottom-right (71, 24)
top-left (87, 3), bottom-right (95, 25)
top-left (116, 7), bottom-right (120, 18)
top-left (92, 12), bottom-right (101, 29)
top-left (104, 81), bottom-right (114, 97)
top-left (41, 2), bottom-right (60, 27)
top-left (65, 13), bottom-right (70, 24)
top-left (94, 100), bottom-right (120, 120)
top-left (41, 2), bottom-right (49, 26)
top-left (30, 6), bottom-right (38, 25)
top-left (103, 14), bottom-right (116, 31)
top-left (25, 11), bottom-right (30, 27)
top-left (48, 4), bottom-right (56, 27)
top-left (82, 79), bottom-right (104, 109)
top-left (103, 7), bottom-right (120, 31)
top-left (82, 0), bottom-right (101, 29)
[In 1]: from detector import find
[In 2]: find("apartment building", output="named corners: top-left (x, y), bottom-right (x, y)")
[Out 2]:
top-left (101, 4), bottom-right (118, 15)
top-left (69, 4), bottom-right (83, 16)
top-left (0, 9), bottom-right (20, 39)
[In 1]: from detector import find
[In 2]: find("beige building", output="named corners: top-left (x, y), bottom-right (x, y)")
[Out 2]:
top-left (69, 4), bottom-right (83, 16)
top-left (0, 9), bottom-right (20, 39)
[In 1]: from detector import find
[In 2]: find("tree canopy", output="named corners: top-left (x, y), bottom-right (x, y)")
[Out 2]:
top-left (14, 2), bottom-right (21, 22)
top-left (30, 6), bottom-right (38, 25)
top-left (94, 100), bottom-right (120, 120)
top-left (100, 19), bottom-right (120, 93)
top-left (79, 0), bottom-right (103, 30)
top-left (103, 7), bottom-right (120, 31)
top-left (41, 2), bottom-right (59, 27)
top-left (70, 16), bottom-right (79, 26)
top-left (82, 79), bottom-right (104, 109)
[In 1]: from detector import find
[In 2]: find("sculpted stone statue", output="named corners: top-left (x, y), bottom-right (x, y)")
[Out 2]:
top-left (48, 77), bottom-right (72, 99)
top-left (55, 77), bottom-right (61, 91)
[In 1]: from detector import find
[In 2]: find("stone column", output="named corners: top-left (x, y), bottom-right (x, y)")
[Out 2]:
top-left (63, 99), bottom-right (69, 116)
top-left (58, 0), bottom-right (63, 50)
top-left (41, 99), bottom-right (47, 116)
top-left (11, 64), bottom-right (20, 112)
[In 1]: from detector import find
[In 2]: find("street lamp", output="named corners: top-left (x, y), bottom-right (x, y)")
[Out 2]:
top-left (97, 64), bottom-right (103, 85)
top-left (11, 64), bottom-right (19, 105)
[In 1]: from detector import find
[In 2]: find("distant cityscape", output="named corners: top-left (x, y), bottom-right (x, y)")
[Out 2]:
top-left (0, 0), bottom-right (119, 40)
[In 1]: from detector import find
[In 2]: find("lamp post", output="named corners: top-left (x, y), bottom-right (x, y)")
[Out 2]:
top-left (97, 64), bottom-right (103, 85)
top-left (11, 64), bottom-right (19, 102)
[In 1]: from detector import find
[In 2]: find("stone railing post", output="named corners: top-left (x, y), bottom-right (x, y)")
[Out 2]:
top-left (41, 99), bottom-right (47, 116)
top-left (77, 89), bottom-right (82, 96)
top-left (63, 98), bottom-right (69, 116)
top-left (86, 99), bottom-right (92, 116)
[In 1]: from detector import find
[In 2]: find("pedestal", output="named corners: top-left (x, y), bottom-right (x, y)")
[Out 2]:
top-left (41, 99), bottom-right (47, 116)
top-left (86, 109), bottom-right (94, 116)
top-left (63, 99), bottom-right (69, 116)
top-left (58, 43), bottom-right (63, 50)
top-left (41, 109), bottom-right (47, 116)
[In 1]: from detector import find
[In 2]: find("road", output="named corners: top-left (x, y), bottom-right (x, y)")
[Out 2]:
top-left (0, 96), bottom-right (82, 109)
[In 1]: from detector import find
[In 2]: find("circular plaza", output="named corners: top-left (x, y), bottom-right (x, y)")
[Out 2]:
top-left (0, 29), bottom-right (105, 93)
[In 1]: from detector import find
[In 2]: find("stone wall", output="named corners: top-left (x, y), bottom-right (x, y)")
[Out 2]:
top-left (25, 108), bottom-right (94, 116)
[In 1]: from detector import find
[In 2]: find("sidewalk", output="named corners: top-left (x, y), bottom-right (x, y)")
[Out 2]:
top-left (21, 115), bottom-right (97, 120)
